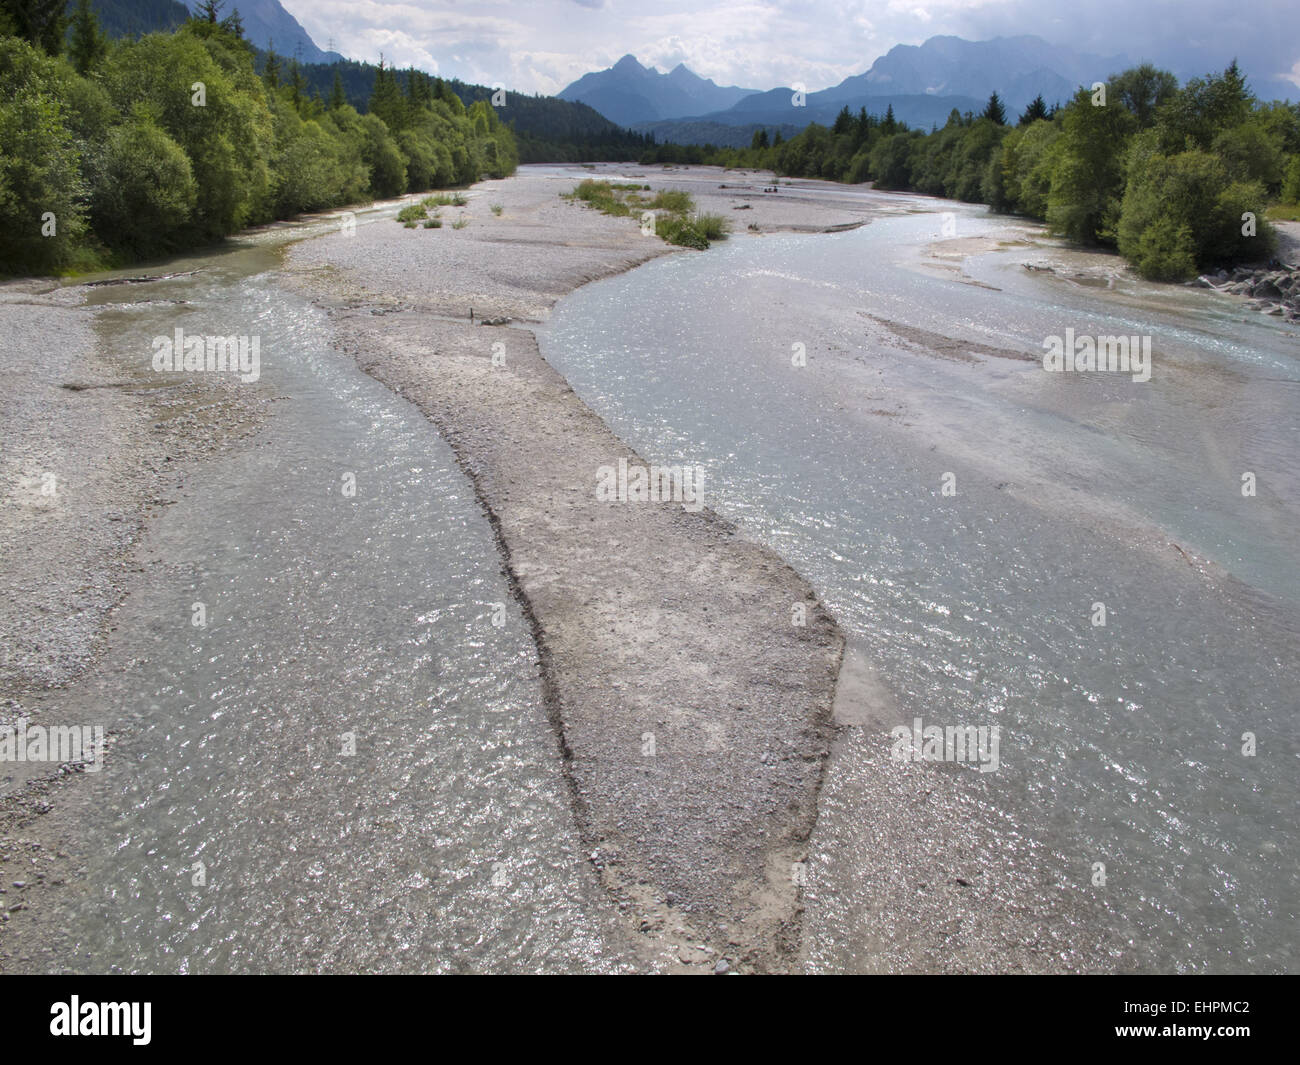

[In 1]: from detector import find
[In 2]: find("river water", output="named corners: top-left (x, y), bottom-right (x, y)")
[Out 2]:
top-left (23, 180), bottom-right (1298, 974)
top-left (539, 191), bottom-right (1299, 972)
top-left (31, 209), bottom-right (627, 973)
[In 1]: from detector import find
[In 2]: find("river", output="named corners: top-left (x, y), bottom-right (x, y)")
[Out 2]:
top-left (25, 207), bottom-right (627, 973)
top-left (539, 190), bottom-right (1299, 972)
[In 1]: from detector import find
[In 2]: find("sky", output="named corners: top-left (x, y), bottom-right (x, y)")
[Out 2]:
top-left (285, 0), bottom-right (1300, 99)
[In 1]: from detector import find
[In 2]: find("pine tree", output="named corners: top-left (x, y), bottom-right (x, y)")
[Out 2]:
top-left (1, 0), bottom-right (68, 54)
top-left (222, 7), bottom-right (245, 40)
top-left (983, 92), bottom-right (1007, 125)
top-left (263, 41), bottom-right (281, 89)
top-left (882, 104), bottom-right (897, 135)
top-left (68, 0), bottom-right (107, 75)
top-left (289, 58), bottom-right (304, 111)
top-left (854, 106), bottom-right (872, 144)
top-left (369, 55), bottom-right (407, 130)
top-left (193, 0), bottom-right (224, 23)
top-left (1018, 94), bottom-right (1049, 126)
top-left (329, 70), bottom-right (346, 110)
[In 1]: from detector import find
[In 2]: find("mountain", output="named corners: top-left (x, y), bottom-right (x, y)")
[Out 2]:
top-left (626, 34), bottom-right (1131, 145)
top-left (558, 54), bottom-right (759, 126)
top-left (184, 0), bottom-right (343, 64)
top-left (845, 35), bottom-right (1126, 113)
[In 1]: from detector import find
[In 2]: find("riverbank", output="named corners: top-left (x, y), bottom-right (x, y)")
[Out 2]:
top-left (281, 164), bottom-right (913, 970)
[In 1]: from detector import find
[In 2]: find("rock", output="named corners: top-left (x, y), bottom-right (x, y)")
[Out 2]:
top-left (714, 959), bottom-right (730, 974)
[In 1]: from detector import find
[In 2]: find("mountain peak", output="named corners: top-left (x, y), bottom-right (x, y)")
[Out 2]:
top-left (558, 55), bottom-right (759, 125)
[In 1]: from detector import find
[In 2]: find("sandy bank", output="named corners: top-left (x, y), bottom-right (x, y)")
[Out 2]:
top-left (282, 165), bottom-right (903, 970)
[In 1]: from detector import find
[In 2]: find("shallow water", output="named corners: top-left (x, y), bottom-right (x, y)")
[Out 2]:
top-left (540, 195), bottom-right (1300, 972)
top-left (32, 212), bottom-right (624, 973)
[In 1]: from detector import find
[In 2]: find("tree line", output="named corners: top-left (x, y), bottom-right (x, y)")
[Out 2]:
top-left (0, 0), bottom-right (518, 275)
top-left (646, 64), bottom-right (1300, 279)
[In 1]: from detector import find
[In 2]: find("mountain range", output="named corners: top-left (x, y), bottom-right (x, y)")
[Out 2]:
top-left (562, 36), bottom-right (1133, 143)
top-left (83, 2), bottom-right (1293, 152)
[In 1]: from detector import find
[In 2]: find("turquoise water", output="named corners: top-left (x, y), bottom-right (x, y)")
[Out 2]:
top-left (540, 195), bottom-right (1300, 972)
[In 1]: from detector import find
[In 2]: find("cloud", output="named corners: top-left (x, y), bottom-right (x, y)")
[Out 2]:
top-left (282, 0), bottom-right (1299, 98)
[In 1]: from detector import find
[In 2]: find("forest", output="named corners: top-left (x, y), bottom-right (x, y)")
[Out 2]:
top-left (0, 0), bottom-right (518, 274)
top-left (4, 0), bottom-right (1297, 282)
top-left (651, 64), bottom-right (1300, 279)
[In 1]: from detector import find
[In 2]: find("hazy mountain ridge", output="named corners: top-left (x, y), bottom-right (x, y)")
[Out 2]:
top-left (577, 35), bottom-right (1134, 145)
top-left (850, 34), bottom-right (1126, 108)
top-left (558, 53), bottom-right (760, 125)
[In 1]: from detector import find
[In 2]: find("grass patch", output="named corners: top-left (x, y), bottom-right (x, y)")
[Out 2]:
top-left (694, 213), bottom-right (730, 241)
top-left (649, 189), bottom-right (693, 213)
top-left (654, 214), bottom-right (708, 249)
top-left (564, 179), bottom-right (635, 216)
top-left (490, 203), bottom-right (503, 216)
top-left (562, 181), bottom-right (728, 249)
top-left (1266, 203), bottom-right (1300, 222)
top-left (397, 203), bottom-right (427, 227)
top-left (451, 214), bottom-right (470, 229)
top-left (423, 192), bottom-right (468, 208)
top-left (423, 217), bottom-right (442, 228)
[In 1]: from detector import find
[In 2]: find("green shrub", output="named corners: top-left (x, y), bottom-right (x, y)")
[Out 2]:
top-left (1129, 217), bottom-right (1199, 280)
top-left (91, 114), bottom-right (197, 257)
top-left (655, 215), bottom-right (708, 249)
top-left (1117, 146), bottom-right (1275, 277)
top-left (0, 38), bottom-right (90, 273)
top-left (396, 203), bottom-right (427, 225)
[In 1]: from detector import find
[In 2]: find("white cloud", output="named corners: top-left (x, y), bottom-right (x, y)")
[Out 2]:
top-left (282, 0), bottom-right (1299, 98)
